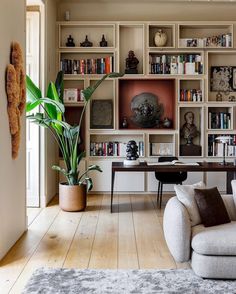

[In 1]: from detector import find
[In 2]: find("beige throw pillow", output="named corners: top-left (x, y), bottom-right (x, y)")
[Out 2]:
top-left (174, 181), bottom-right (205, 226)
top-left (232, 180), bottom-right (236, 208)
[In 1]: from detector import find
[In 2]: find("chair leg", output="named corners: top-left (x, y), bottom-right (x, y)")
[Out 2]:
top-left (159, 182), bottom-right (163, 209)
top-left (157, 181), bottom-right (161, 205)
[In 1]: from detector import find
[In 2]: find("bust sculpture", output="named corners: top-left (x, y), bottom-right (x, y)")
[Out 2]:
top-left (125, 50), bottom-right (139, 74)
top-left (180, 111), bottom-right (199, 145)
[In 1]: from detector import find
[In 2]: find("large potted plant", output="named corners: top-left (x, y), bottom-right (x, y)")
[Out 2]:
top-left (26, 71), bottom-right (122, 211)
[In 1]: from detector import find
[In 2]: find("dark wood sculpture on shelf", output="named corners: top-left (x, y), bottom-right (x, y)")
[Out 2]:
top-left (80, 35), bottom-right (93, 47)
top-left (125, 50), bottom-right (139, 74)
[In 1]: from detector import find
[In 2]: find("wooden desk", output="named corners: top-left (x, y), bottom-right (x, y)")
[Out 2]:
top-left (110, 161), bottom-right (236, 212)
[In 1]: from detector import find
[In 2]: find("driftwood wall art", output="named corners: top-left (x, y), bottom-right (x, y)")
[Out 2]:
top-left (6, 42), bottom-right (26, 159)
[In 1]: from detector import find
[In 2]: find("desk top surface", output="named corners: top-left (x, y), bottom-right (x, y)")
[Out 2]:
top-left (112, 161), bottom-right (236, 172)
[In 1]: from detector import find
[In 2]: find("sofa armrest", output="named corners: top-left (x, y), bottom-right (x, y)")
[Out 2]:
top-left (163, 196), bottom-right (191, 263)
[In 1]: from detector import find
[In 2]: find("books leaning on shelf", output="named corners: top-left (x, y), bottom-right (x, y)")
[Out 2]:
top-left (64, 88), bottom-right (84, 102)
top-left (208, 134), bottom-right (236, 157)
top-left (147, 160), bottom-right (199, 166)
top-left (61, 56), bottom-right (113, 75)
top-left (150, 142), bottom-right (174, 156)
top-left (179, 33), bottom-right (232, 48)
top-left (90, 141), bottom-right (144, 157)
top-left (149, 54), bottom-right (202, 75)
top-left (180, 89), bottom-right (202, 102)
top-left (208, 112), bottom-right (231, 129)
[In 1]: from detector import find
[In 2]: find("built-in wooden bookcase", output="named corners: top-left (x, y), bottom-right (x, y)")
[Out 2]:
top-left (57, 21), bottom-right (236, 193)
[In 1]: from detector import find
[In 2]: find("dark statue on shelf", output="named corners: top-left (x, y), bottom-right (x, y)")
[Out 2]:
top-left (80, 35), bottom-right (93, 47)
top-left (180, 111), bottom-right (199, 145)
top-left (100, 34), bottom-right (108, 47)
top-left (124, 140), bottom-right (140, 166)
top-left (66, 35), bottom-right (75, 47)
top-left (131, 92), bottom-right (164, 128)
top-left (125, 50), bottom-right (139, 74)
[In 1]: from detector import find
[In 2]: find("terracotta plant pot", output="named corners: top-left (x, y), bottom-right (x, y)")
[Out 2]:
top-left (59, 183), bottom-right (87, 212)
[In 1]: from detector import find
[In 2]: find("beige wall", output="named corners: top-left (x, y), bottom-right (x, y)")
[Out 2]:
top-left (0, 0), bottom-right (26, 259)
top-left (43, 0), bottom-right (59, 205)
top-left (57, 1), bottom-right (236, 21)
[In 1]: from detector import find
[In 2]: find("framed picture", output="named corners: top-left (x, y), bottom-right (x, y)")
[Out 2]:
top-left (232, 67), bottom-right (236, 91)
top-left (64, 88), bottom-right (78, 102)
top-left (210, 66), bottom-right (233, 92)
top-left (90, 99), bottom-right (113, 129)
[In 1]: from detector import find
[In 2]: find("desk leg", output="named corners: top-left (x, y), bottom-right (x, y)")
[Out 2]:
top-left (111, 171), bottom-right (115, 213)
top-left (226, 172), bottom-right (236, 194)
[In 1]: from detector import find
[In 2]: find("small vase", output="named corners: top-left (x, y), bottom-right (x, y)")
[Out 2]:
top-left (154, 29), bottom-right (168, 47)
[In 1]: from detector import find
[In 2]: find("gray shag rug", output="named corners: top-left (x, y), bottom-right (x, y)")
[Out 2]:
top-left (23, 268), bottom-right (236, 294)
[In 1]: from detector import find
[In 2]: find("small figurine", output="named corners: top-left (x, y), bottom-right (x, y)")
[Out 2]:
top-left (124, 140), bottom-right (140, 166)
top-left (162, 117), bottom-right (172, 128)
top-left (100, 34), bottom-right (108, 47)
top-left (66, 35), bottom-right (75, 47)
top-left (126, 140), bottom-right (139, 160)
top-left (121, 116), bottom-right (128, 128)
top-left (80, 35), bottom-right (93, 47)
top-left (125, 50), bottom-right (139, 74)
top-left (180, 111), bottom-right (199, 145)
top-left (216, 91), bottom-right (223, 102)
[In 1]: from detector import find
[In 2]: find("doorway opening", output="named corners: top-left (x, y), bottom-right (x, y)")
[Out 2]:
top-left (26, 1), bottom-right (45, 215)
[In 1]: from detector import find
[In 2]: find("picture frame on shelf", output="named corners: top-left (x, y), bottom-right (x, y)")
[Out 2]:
top-left (232, 67), bottom-right (236, 91)
top-left (210, 66), bottom-right (233, 92)
top-left (64, 88), bottom-right (79, 102)
top-left (90, 99), bottom-right (113, 129)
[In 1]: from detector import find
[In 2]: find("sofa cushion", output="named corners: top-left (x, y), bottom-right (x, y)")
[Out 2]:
top-left (192, 221), bottom-right (236, 256)
top-left (232, 180), bottom-right (236, 209)
top-left (174, 181), bottom-right (205, 226)
top-left (194, 187), bottom-right (231, 227)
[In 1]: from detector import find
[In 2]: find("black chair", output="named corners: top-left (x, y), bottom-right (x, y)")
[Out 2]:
top-left (155, 156), bottom-right (187, 209)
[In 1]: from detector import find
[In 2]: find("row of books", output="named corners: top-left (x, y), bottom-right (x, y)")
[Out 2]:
top-left (179, 33), bottom-right (232, 48)
top-left (180, 89), bottom-right (202, 102)
top-left (149, 54), bottom-right (203, 75)
top-left (60, 57), bottom-right (113, 75)
top-left (208, 135), bottom-right (236, 157)
top-left (208, 112), bottom-right (231, 129)
top-left (150, 143), bottom-right (174, 156)
top-left (90, 141), bottom-right (144, 157)
top-left (64, 88), bottom-right (84, 103)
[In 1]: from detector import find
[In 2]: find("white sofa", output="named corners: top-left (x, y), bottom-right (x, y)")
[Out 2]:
top-left (163, 180), bottom-right (236, 279)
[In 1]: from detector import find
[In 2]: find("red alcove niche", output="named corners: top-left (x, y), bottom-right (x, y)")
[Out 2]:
top-left (118, 79), bottom-right (176, 130)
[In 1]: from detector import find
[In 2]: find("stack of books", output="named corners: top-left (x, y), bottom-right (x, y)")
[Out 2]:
top-left (208, 112), bottom-right (231, 129)
top-left (60, 56), bottom-right (113, 74)
top-left (90, 141), bottom-right (144, 157)
top-left (149, 54), bottom-right (203, 75)
top-left (208, 134), bottom-right (236, 156)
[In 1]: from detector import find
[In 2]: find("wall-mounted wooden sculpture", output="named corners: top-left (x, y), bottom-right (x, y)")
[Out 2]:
top-left (6, 42), bottom-right (26, 159)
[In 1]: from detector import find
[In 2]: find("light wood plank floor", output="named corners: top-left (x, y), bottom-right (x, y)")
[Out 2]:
top-left (0, 193), bottom-right (189, 294)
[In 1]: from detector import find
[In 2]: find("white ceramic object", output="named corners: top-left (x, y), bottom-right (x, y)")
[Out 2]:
top-left (154, 29), bottom-right (168, 47)
top-left (123, 159), bottom-right (140, 166)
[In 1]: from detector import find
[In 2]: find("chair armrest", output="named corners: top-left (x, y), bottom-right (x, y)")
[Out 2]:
top-left (163, 196), bottom-right (191, 263)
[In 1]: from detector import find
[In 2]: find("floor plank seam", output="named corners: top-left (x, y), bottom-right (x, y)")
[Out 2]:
top-left (130, 194), bottom-right (140, 270)
top-left (87, 194), bottom-right (103, 269)
top-left (8, 206), bottom-right (61, 293)
top-left (62, 211), bottom-right (84, 269)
